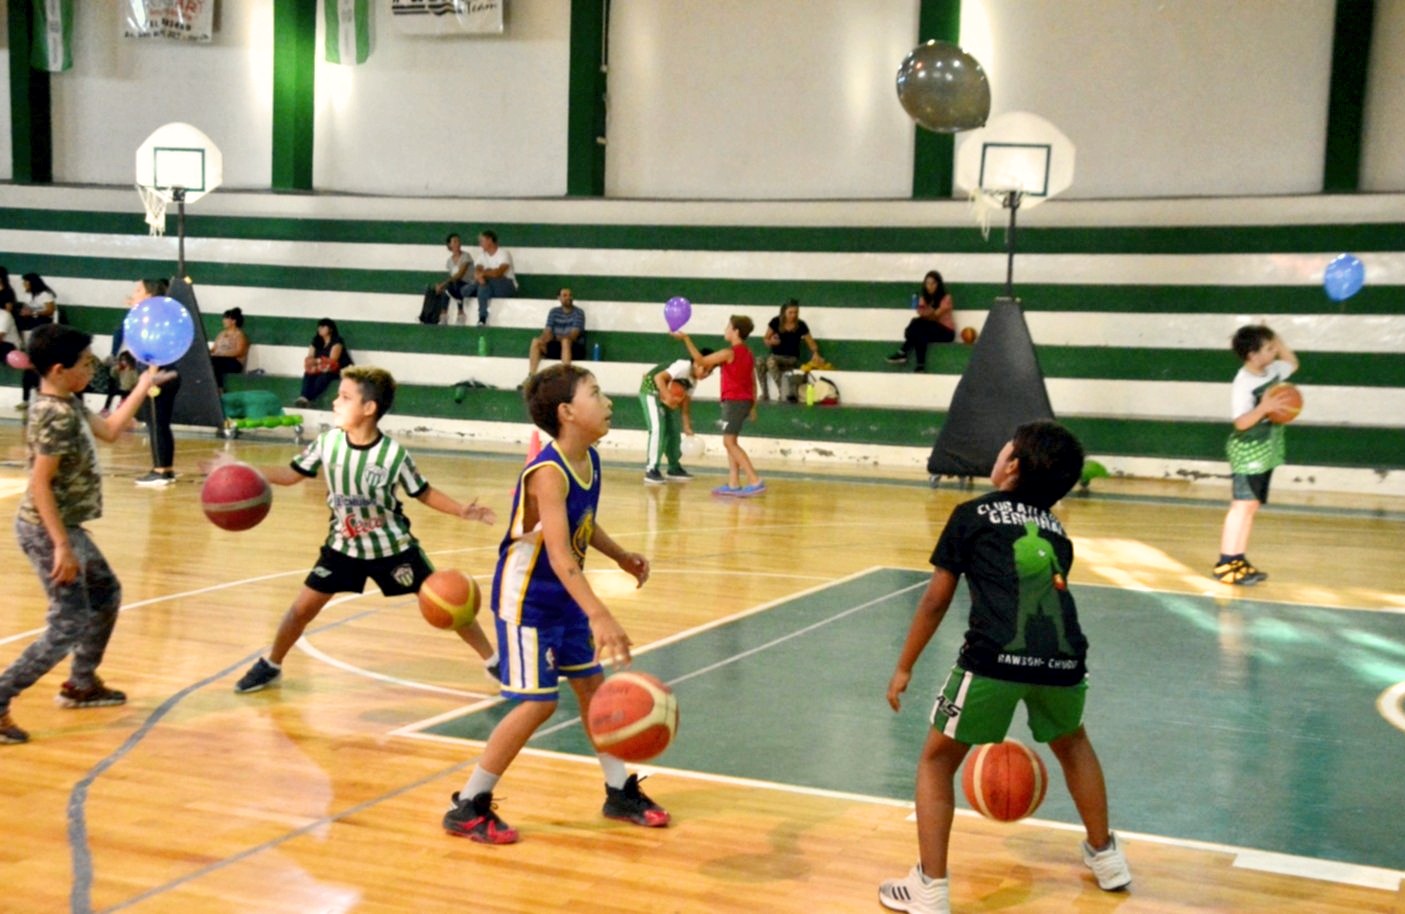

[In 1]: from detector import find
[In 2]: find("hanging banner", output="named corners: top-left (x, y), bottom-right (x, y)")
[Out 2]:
top-left (123, 0), bottom-right (215, 42)
top-left (390, 0), bottom-right (504, 36)
top-left (32, 0), bottom-right (74, 72)
top-left (326, 0), bottom-right (371, 64)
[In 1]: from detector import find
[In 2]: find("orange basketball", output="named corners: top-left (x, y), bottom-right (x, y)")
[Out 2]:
top-left (1266, 382), bottom-right (1303, 424)
top-left (418, 569), bottom-right (480, 630)
top-left (960, 327), bottom-right (977, 344)
top-left (200, 463), bottom-right (272, 532)
top-left (961, 739), bottom-right (1048, 822)
top-left (586, 671), bottom-right (679, 762)
top-left (668, 380), bottom-right (688, 403)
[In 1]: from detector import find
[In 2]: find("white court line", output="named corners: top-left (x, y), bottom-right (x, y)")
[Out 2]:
top-left (294, 635), bottom-right (497, 701)
top-left (1376, 681), bottom-right (1405, 733)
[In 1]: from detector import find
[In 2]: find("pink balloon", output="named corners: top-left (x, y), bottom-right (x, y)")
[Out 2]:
top-left (5, 349), bottom-right (31, 371)
top-left (664, 296), bottom-right (692, 332)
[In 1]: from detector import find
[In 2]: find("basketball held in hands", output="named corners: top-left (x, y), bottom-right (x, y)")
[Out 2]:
top-left (1265, 383), bottom-right (1303, 424)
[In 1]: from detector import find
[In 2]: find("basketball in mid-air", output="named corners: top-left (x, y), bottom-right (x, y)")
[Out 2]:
top-left (586, 671), bottom-right (679, 762)
top-left (1265, 382), bottom-right (1303, 424)
top-left (961, 739), bottom-right (1048, 822)
top-left (418, 569), bottom-right (480, 630)
top-left (200, 463), bottom-right (272, 532)
top-left (960, 327), bottom-right (978, 344)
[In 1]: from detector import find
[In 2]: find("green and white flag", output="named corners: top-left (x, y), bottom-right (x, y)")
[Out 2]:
top-left (325, 0), bottom-right (371, 65)
top-left (32, 0), bottom-right (74, 73)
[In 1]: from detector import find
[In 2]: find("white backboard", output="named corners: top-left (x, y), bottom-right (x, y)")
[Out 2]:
top-left (135, 123), bottom-right (223, 204)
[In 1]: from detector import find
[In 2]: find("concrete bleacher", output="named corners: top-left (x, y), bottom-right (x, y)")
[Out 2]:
top-left (2, 187), bottom-right (1403, 495)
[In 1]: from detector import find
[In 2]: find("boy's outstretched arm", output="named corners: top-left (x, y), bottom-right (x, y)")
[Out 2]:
top-left (589, 526), bottom-right (649, 588)
top-left (198, 452), bottom-right (310, 487)
top-left (673, 331), bottom-right (733, 370)
top-left (89, 365), bottom-right (158, 443)
top-left (887, 567), bottom-right (958, 711)
top-left (416, 485), bottom-right (496, 525)
top-left (529, 468), bottom-right (633, 666)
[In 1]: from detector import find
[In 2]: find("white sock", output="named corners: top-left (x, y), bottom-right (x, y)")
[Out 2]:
top-left (598, 753), bottom-right (628, 790)
top-left (462, 766), bottom-right (500, 800)
top-left (263, 657), bottom-right (281, 670)
top-left (484, 650), bottom-right (499, 668)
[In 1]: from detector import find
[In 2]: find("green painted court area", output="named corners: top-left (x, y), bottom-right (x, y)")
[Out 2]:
top-left (426, 568), bottom-right (1405, 871)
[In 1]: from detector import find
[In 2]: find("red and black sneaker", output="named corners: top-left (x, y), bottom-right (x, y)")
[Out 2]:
top-left (603, 774), bottom-right (670, 827)
top-left (55, 678), bottom-right (127, 709)
top-left (443, 791), bottom-right (519, 844)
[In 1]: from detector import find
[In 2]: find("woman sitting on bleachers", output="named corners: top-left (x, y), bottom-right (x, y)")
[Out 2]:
top-left (886, 269), bottom-right (955, 372)
top-left (295, 318), bottom-right (351, 407)
top-left (758, 298), bottom-right (822, 402)
top-left (209, 307), bottom-right (250, 393)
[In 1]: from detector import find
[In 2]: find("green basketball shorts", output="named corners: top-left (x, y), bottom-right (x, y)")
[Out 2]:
top-left (929, 666), bottom-right (1088, 745)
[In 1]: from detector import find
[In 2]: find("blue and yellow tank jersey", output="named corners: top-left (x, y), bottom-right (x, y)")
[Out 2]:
top-left (492, 442), bottom-right (601, 626)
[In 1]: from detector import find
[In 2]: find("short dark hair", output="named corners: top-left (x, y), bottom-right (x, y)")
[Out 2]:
top-left (223, 307), bottom-right (244, 327)
top-left (341, 366), bottom-right (396, 419)
top-left (524, 363), bottom-right (590, 438)
top-left (480, 229), bottom-right (498, 244)
top-left (140, 277), bottom-right (169, 297)
top-left (445, 232), bottom-right (460, 246)
top-left (1231, 325), bottom-right (1275, 361)
top-left (28, 324), bottom-right (91, 376)
top-left (1008, 420), bottom-right (1085, 509)
top-left (730, 315), bottom-right (754, 339)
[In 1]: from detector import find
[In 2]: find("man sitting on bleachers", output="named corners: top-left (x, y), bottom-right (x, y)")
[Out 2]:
top-left (527, 288), bottom-right (586, 378)
top-left (462, 229), bottom-right (518, 325)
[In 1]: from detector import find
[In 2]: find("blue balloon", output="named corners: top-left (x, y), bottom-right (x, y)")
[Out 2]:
top-left (123, 295), bottom-right (195, 366)
top-left (1323, 253), bottom-right (1365, 302)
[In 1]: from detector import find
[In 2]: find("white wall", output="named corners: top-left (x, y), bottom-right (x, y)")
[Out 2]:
top-left (957, 0), bottom-right (1336, 199)
top-left (1362, 0), bottom-right (1405, 191)
top-left (312, 0), bottom-right (570, 196)
top-left (0, 25), bottom-right (11, 183)
top-left (605, 0), bottom-right (921, 199)
top-left (48, 3), bottom-right (272, 189)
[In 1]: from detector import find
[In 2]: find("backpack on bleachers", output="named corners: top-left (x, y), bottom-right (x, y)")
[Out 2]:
top-left (803, 373), bottom-right (840, 406)
top-left (418, 286), bottom-right (447, 324)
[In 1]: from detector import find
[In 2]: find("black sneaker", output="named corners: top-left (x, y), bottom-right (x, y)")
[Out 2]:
top-left (884, 352), bottom-right (908, 365)
top-left (135, 470), bottom-right (175, 488)
top-left (0, 711), bottom-right (29, 744)
top-left (643, 469), bottom-right (666, 485)
top-left (55, 678), bottom-right (126, 709)
top-left (485, 659), bottom-right (501, 681)
top-left (234, 658), bottom-right (282, 694)
top-left (443, 791), bottom-right (519, 844)
top-left (294, 397), bottom-right (311, 408)
top-left (665, 467), bottom-right (694, 482)
top-left (603, 774), bottom-right (670, 827)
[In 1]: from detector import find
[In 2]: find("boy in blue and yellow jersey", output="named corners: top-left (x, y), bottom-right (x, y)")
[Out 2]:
top-left (443, 364), bottom-right (666, 844)
top-left (879, 421), bottom-right (1130, 914)
top-left (230, 366), bottom-right (498, 694)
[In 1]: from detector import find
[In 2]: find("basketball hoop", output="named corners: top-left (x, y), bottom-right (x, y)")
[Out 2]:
top-left (136, 184), bottom-right (169, 236)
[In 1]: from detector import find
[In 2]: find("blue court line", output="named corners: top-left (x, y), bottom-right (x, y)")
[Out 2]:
top-left (68, 606), bottom-right (383, 914)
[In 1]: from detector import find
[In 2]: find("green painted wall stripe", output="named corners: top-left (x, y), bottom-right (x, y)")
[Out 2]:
top-left (1322, 0), bottom-right (1375, 193)
top-left (911, 0), bottom-right (960, 199)
top-left (58, 304), bottom-right (1405, 387)
top-left (271, 0), bottom-right (316, 191)
top-left (8, 253), bottom-right (1402, 315)
top-left (566, 0), bottom-right (607, 197)
top-left (3, 207), bottom-right (1405, 256)
top-left (6, 3), bottom-right (53, 183)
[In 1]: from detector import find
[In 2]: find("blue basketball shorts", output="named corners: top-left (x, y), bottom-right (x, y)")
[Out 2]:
top-left (494, 610), bottom-right (602, 702)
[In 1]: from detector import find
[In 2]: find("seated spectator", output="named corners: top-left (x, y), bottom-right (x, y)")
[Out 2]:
top-left (758, 298), bottom-right (821, 402)
top-left (886, 270), bottom-right (955, 372)
top-left (436, 232), bottom-right (474, 325)
top-left (527, 288), bottom-right (586, 377)
top-left (209, 307), bottom-right (250, 393)
top-left (0, 297), bottom-right (16, 363)
top-left (0, 267), bottom-right (16, 317)
top-left (101, 351), bottom-right (139, 416)
top-left (295, 318), bottom-right (351, 408)
top-left (461, 229), bottom-right (517, 326)
top-left (16, 272), bottom-right (59, 409)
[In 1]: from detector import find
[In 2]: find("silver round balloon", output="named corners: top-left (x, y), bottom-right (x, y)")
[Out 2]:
top-left (896, 41), bottom-right (991, 133)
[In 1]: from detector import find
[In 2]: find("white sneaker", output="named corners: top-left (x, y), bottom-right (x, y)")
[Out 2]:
top-left (1082, 832), bottom-right (1132, 891)
top-left (878, 864), bottom-right (949, 914)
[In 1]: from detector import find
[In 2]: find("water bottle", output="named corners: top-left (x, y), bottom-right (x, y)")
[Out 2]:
top-left (477, 335), bottom-right (488, 357)
top-left (910, 293), bottom-right (920, 310)
top-left (805, 380), bottom-right (816, 407)
top-left (592, 342), bottom-right (602, 361)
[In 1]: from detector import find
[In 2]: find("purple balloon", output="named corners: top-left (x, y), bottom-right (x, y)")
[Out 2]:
top-left (6, 349), bottom-right (31, 371)
top-left (664, 296), bottom-right (692, 332)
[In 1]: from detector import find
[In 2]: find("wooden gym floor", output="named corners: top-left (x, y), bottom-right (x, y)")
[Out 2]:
top-left (0, 419), bottom-right (1402, 914)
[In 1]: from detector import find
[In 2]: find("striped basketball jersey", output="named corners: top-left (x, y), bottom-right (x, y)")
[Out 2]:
top-left (492, 442), bottom-right (601, 626)
top-left (291, 428), bottom-right (429, 558)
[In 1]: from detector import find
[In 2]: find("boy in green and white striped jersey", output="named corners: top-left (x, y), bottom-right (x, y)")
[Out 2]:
top-left (230, 366), bottom-right (499, 694)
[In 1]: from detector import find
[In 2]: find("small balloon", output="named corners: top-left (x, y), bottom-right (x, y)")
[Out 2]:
top-left (123, 295), bottom-right (195, 366)
top-left (664, 296), bottom-right (692, 333)
top-left (5, 349), bottom-right (31, 371)
top-left (1322, 253), bottom-right (1365, 302)
top-left (681, 435), bottom-right (706, 459)
top-left (896, 41), bottom-right (991, 134)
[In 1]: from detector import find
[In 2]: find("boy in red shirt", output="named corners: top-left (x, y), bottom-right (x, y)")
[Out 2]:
top-left (675, 316), bottom-right (764, 497)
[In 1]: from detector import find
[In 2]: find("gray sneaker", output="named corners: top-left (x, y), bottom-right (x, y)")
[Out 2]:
top-left (1082, 832), bottom-right (1132, 891)
top-left (134, 470), bottom-right (175, 488)
top-left (235, 658), bottom-right (282, 694)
